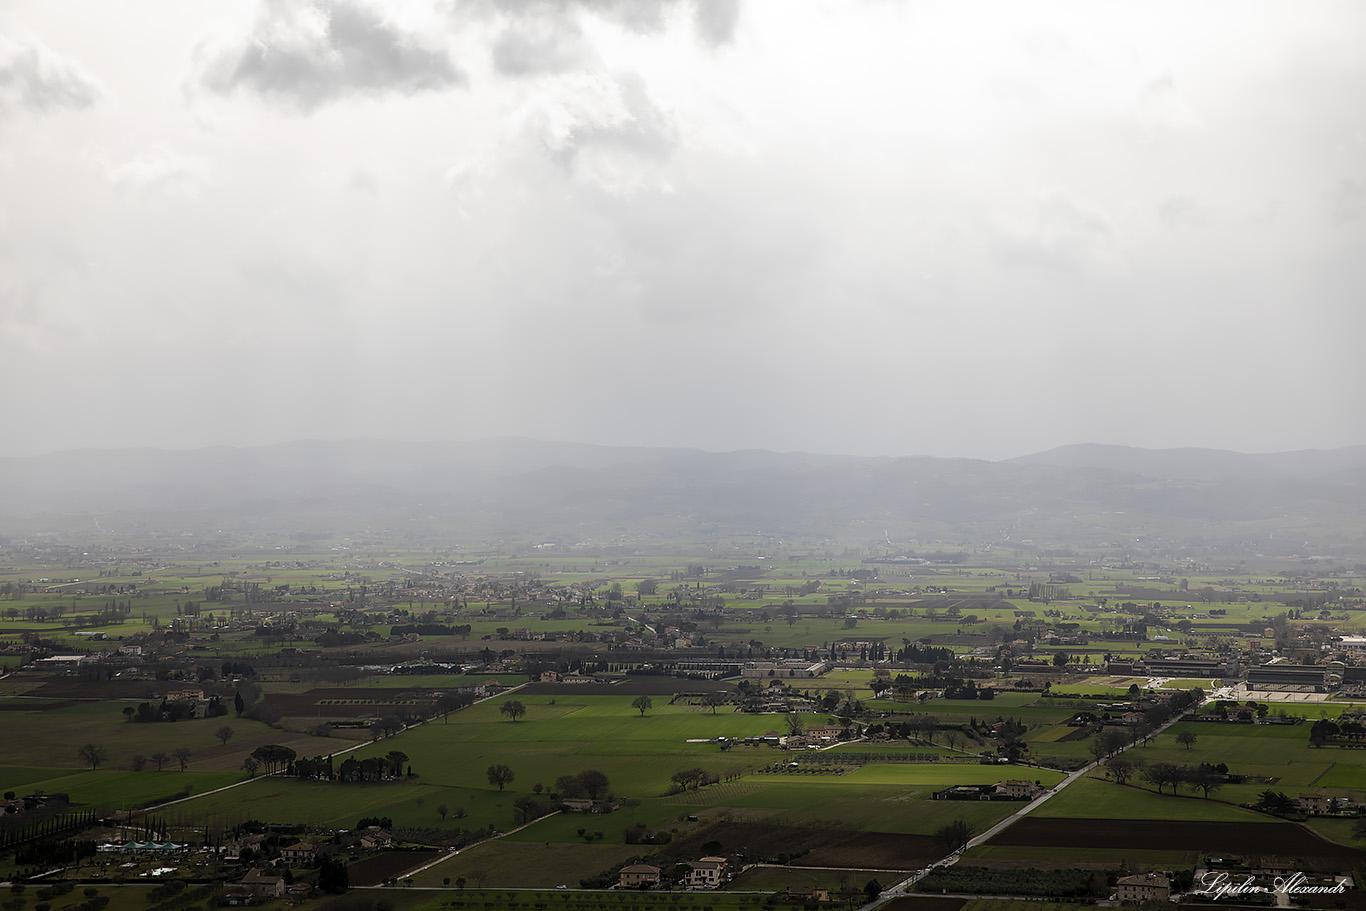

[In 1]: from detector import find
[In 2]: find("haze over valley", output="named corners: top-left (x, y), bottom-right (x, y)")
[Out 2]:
top-left (4, 439), bottom-right (1365, 553)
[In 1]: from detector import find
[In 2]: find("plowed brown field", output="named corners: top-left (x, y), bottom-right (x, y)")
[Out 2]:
top-left (989, 818), bottom-right (1364, 859)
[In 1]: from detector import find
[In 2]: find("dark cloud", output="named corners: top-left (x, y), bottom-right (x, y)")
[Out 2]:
top-left (200, 0), bottom-right (463, 111)
top-left (0, 29), bottom-right (103, 113)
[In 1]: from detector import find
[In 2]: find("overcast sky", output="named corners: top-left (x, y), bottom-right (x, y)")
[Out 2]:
top-left (2, 1), bottom-right (1363, 461)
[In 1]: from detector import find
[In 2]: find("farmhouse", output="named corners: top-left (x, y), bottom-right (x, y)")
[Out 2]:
top-left (806, 724), bottom-right (849, 742)
top-left (226, 868), bottom-right (286, 901)
top-left (166, 687), bottom-right (205, 702)
top-left (279, 842), bottom-right (317, 864)
top-left (685, 856), bottom-right (728, 888)
top-left (358, 830), bottom-right (394, 849)
top-left (619, 864), bottom-right (661, 888)
top-left (933, 781), bottom-right (1044, 801)
top-left (786, 887), bottom-right (831, 902)
top-left (1114, 872), bottom-right (1171, 903)
top-left (1295, 792), bottom-right (1331, 816)
top-left (994, 779), bottom-right (1045, 800)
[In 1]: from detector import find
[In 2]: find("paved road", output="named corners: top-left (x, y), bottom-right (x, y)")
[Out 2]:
top-left (868, 700), bottom-right (1197, 909)
top-left (128, 682), bottom-right (1193, 904)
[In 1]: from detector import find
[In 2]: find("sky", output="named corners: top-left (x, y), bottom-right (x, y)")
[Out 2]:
top-left (2, 1), bottom-right (1363, 461)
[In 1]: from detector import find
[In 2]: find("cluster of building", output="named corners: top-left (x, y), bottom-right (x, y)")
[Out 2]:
top-left (617, 856), bottom-right (728, 889)
top-left (930, 780), bottom-right (1048, 801)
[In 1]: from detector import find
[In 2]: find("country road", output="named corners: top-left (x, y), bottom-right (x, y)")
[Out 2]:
top-left (140, 682), bottom-right (530, 813)
top-left (868, 699), bottom-right (1198, 908)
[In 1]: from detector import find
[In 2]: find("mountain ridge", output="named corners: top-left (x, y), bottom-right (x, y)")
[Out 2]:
top-left (1008, 442), bottom-right (1366, 481)
top-left (2, 439), bottom-right (1363, 550)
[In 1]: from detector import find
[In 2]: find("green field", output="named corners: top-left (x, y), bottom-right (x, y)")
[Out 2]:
top-left (171, 692), bottom-right (1068, 842)
top-left (1030, 776), bottom-right (1265, 822)
top-left (3, 542), bottom-right (1365, 897)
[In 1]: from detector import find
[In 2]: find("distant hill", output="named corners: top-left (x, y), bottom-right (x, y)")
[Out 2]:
top-left (1008, 443), bottom-right (1366, 482)
top-left (1, 439), bottom-right (1364, 552)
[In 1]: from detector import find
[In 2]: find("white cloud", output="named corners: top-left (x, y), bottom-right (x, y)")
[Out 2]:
top-left (108, 148), bottom-right (210, 200)
top-left (1133, 72), bottom-right (1203, 133)
top-left (0, 24), bottom-right (104, 114)
top-left (466, 0), bottom-right (741, 81)
top-left (458, 0), bottom-right (739, 44)
top-left (692, 0), bottom-right (741, 47)
top-left (506, 70), bottom-right (679, 194)
top-left (993, 190), bottom-right (1122, 275)
top-left (198, 0), bottom-right (464, 111)
top-left (1, 0), bottom-right (1363, 459)
top-left (491, 15), bottom-right (595, 77)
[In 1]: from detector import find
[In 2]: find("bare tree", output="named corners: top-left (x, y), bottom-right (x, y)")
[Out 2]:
top-left (174, 746), bottom-right (192, 771)
top-left (487, 763), bottom-right (515, 791)
top-left (77, 743), bottom-right (108, 770)
top-left (215, 725), bottom-right (235, 746)
top-left (513, 796), bottom-right (545, 825)
top-left (1187, 764), bottom-right (1222, 798)
top-left (1101, 728), bottom-right (1132, 756)
top-left (1088, 735), bottom-right (1109, 764)
top-left (1142, 762), bottom-right (1182, 795)
top-left (934, 818), bottom-right (973, 851)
